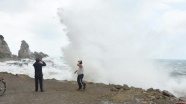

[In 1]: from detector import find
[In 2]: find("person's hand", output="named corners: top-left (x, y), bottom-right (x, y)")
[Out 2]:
top-left (74, 71), bottom-right (77, 74)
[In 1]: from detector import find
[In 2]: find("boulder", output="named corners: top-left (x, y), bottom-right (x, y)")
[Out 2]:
top-left (123, 84), bottom-right (130, 90)
top-left (147, 88), bottom-right (154, 92)
top-left (155, 89), bottom-right (162, 93)
top-left (162, 90), bottom-right (175, 97)
top-left (114, 85), bottom-right (122, 89)
top-left (0, 35), bottom-right (12, 58)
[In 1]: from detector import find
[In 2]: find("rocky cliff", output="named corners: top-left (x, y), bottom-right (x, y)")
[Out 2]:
top-left (0, 35), bottom-right (12, 58)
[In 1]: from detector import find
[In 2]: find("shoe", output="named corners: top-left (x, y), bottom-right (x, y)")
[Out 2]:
top-left (41, 90), bottom-right (44, 92)
top-left (83, 84), bottom-right (86, 89)
top-left (35, 89), bottom-right (38, 92)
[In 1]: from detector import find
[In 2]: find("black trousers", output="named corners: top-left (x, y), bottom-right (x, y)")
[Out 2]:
top-left (35, 76), bottom-right (43, 91)
top-left (77, 74), bottom-right (86, 89)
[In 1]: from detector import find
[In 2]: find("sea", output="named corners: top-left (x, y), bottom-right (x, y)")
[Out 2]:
top-left (0, 57), bottom-right (186, 97)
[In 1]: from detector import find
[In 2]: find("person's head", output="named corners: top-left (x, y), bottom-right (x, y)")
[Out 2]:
top-left (36, 58), bottom-right (40, 62)
top-left (78, 60), bottom-right (82, 64)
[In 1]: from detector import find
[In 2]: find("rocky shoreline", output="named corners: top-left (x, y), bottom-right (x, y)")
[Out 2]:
top-left (0, 72), bottom-right (185, 104)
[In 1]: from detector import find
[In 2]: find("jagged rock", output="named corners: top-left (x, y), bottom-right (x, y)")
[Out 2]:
top-left (108, 83), bottom-right (181, 103)
top-left (18, 40), bottom-right (31, 58)
top-left (0, 35), bottom-right (12, 58)
top-left (30, 51), bottom-right (48, 59)
top-left (147, 88), bottom-right (154, 92)
top-left (162, 90), bottom-right (175, 97)
top-left (18, 40), bottom-right (49, 59)
top-left (123, 84), bottom-right (130, 90)
top-left (155, 89), bottom-right (162, 93)
top-left (114, 85), bottom-right (122, 89)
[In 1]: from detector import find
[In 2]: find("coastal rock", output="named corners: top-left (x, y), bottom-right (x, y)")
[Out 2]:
top-left (155, 89), bottom-right (162, 93)
top-left (0, 35), bottom-right (12, 58)
top-left (114, 85), bottom-right (122, 89)
top-left (162, 90), bottom-right (175, 97)
top-left (123, 84), bottom-right (130, 90)
top-left (18, 40), bottom-right (31, 58)
top-left (147, 88), bottom-right (154, 92)
top-left (18, 40), bottom-right (48, 59)
top-left (30, 51), bottom-right (48, 59)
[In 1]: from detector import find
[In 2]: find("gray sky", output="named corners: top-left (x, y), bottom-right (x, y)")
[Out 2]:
top-left (0, 0), bottom-right (69, 57)
top-left (1, 0), bottom-right (186, 59)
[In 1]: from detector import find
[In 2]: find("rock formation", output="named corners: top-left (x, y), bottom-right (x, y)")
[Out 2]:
top-left (18, 40), bottom-right (31, 58)
top-left (108, 84), bottom-right (181, 103)
top-left (30, 51), bottom-right (48, 59)
top-left (0, 35), bottom-right (12, 58)
top-left (18, 40), bottom-right (48, 59)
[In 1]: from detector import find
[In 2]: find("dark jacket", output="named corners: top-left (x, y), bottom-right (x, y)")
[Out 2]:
top-left (33, 61), bottom-right (46, 77)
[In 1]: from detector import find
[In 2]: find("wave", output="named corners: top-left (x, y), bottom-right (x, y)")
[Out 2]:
top-left (0, 57), bottom-right (73, 80)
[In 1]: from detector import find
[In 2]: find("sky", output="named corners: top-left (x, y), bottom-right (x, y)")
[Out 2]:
top-left (0, 0), bottom-right (69, 57)
top-left (1, 0), bottom-right (186, 59)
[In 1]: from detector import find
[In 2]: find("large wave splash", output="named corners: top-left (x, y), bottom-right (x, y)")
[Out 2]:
top-left (58, 0), bottom-right (186, 97)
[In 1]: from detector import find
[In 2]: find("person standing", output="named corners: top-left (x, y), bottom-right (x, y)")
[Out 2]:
top-left (33, 58), bottom-right (46, 92)
top-left (74, 60), bottom-right (86, 90)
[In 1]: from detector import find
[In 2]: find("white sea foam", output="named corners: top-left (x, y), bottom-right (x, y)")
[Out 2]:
top-left (0, 57), bottom-right (73, 81)
top-left (57, 0), bottom-right (186, 97)
top-left (0, 57), bottom-right (186, 97)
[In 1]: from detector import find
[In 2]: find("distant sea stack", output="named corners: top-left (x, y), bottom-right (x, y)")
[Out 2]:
top-left (30, 51), bottom-right (49, 59)
top-left (18, 40), bottom-right (31, 58)
top-left (0, 35), bottom-right (12, 58)
top-left (18, 40), bottom-right (48, 59)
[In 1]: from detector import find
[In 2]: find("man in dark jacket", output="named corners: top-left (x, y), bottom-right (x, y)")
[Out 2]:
top-left (33, 58), bottom-right (46, 92)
